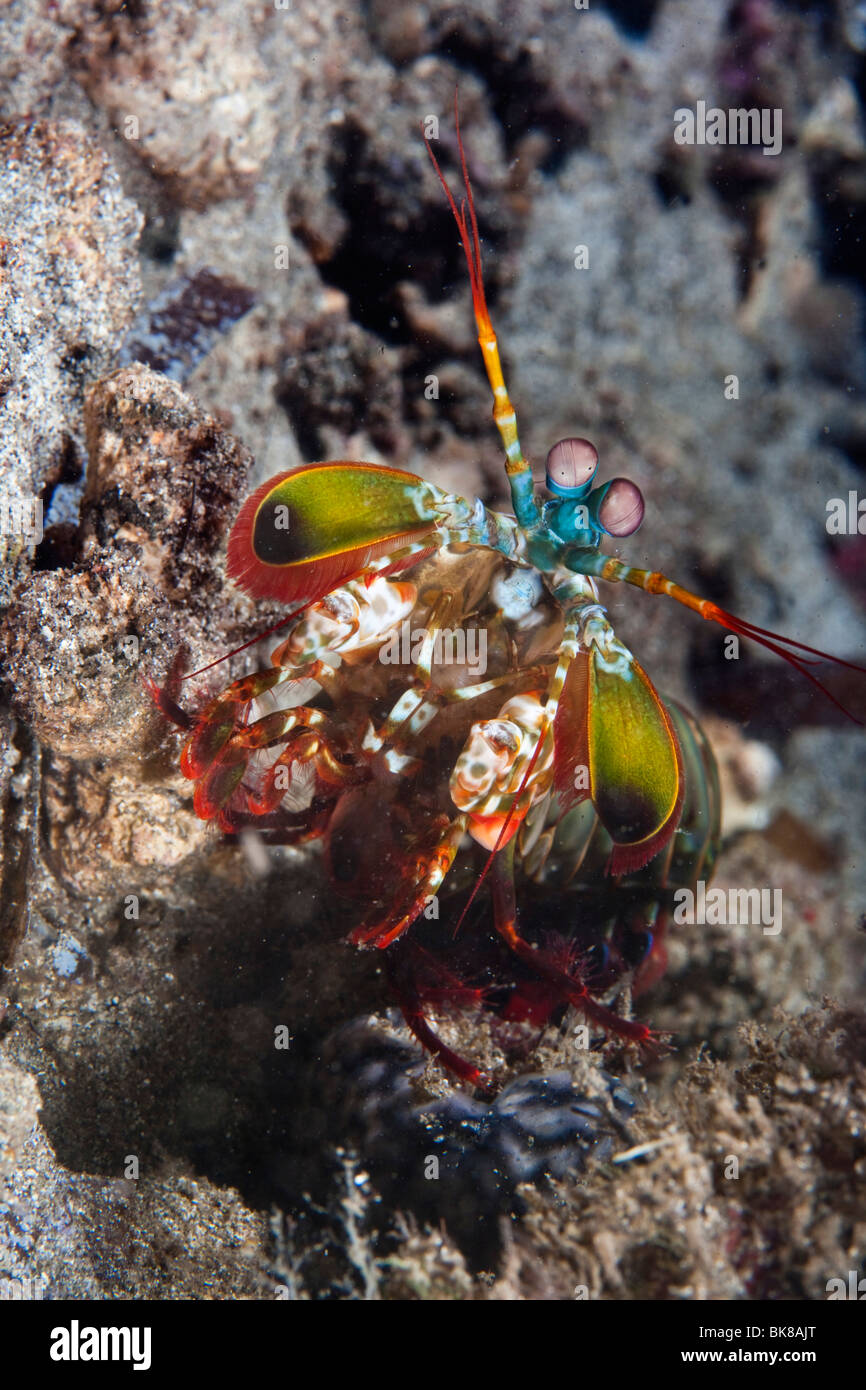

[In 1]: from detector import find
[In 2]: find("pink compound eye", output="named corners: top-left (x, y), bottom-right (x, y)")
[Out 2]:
top-left (598, 478), bottom-right (645, 537)
top-left (545, 438), bottom-right (599, 495)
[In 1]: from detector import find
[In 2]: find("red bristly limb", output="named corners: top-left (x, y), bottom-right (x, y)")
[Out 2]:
top-left (403, 941), bottom-right (490, 1010)
top-left (399, 1002), bottom-right (494, 1091)
top-left (387, 945), bottom-right (493, 1089)
top-left (490, 839), bottom-right (667, 1056)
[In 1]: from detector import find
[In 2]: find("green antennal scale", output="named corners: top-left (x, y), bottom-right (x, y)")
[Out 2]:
top-left (227, 462), bottom-right (445, 606)
top-left (584, 652), bottom-right (684, 873)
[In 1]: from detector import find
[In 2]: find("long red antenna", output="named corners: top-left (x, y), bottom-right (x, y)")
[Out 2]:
top-left (180, 605), bottom-right (306, 680)
top-left (588, 555), bottom-right (866, 724)
top-left (423, 94), bottom-right (537, 527)
top-left (423, 93), bottom-right (492, 336)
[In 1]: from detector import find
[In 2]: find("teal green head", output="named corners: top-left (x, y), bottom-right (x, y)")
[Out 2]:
top-left (543, 437), bottom-right (645, 549)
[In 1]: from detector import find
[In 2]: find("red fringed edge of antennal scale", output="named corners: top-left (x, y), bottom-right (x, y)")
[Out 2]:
top-left (226, 469), bottom-right (435, 609)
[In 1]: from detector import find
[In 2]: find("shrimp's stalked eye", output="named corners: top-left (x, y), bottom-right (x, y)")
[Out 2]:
top-left (545, 438), bottom-right (599, 498)
top-left (595, 478), bottom-right (645, 537)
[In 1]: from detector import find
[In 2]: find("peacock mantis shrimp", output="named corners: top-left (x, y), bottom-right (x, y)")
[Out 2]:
top-left (150, 101), bottom-right (864, 1091)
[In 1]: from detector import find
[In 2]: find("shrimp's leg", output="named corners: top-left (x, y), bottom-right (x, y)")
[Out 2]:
top-left (489, 838), bottom-right (664, 1053)
top-left (349, 814), bottom-right (469, 950)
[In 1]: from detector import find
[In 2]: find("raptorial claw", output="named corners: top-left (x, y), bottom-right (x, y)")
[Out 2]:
top-left (349, 816), bottom-right (468, 950)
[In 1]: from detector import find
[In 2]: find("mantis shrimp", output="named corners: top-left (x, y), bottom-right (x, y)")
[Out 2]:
top-left (150, 102), bottom-right (863, 1090)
